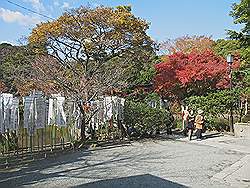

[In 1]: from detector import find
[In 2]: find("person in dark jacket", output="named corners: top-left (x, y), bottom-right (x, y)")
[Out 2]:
top-left (187, 109), bottom-right (195, 140)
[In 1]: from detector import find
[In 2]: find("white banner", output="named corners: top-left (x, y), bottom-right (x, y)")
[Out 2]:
top-left (0, 96), bottom-right (4, 133)
top-left (104, 96), bottom-right (113, 121)
top-left (35, 97), bottom-right (46, 129)
top-left (56, 97), bottom-right (67, 127)
top-left (65, 100), bottom-right (75, 125)
top-left (118, 98), bottom-right (125, 121)
top-left (23, 96), bottom-right (35, 135)
top-left (1, 93), bottom-right (13, 132)
top-left (75, 107), bottom-right (82, 129)
top-left (48, 98), bottom-right (56, 125)
top-left (97, 100), bottom-right (104, 122)
top-left (10, 98), bottom-right (19, 131)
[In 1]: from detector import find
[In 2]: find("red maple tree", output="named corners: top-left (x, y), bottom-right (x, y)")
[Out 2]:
top-left (154, 50), bottom-right (240, 100)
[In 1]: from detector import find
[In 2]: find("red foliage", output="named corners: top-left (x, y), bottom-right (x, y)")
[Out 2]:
top-left (154, 50), bottom-right (240, 100)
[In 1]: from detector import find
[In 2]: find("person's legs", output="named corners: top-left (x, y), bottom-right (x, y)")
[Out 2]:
top-left (183, 120), bottom-right (188, 136)
top-left (188, 129), bottom-right (193, 140)
top-left (196, 129), bottom-right (201, 140)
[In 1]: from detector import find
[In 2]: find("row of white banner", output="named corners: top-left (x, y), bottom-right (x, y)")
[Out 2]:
top-left (0, 93), bottom-right (126, 135)
top-left (0, 93), bottom-right (19, 133)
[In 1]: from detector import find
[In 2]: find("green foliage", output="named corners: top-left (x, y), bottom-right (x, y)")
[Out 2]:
top-left (134, 66), bottom-right (156, 85)
top-left (0, 44), bottom-right (35, 93)
top-left (227, 0), bottom-right (249, 47)
top-left (124, 53), bottom-right (158, 86)
top-left (213, 39), bottom-right (250, 67)
top-left (186, 89), bottom-right (241, 116)
top-left (235, 68), bottom-right (250, 89)
top-left (124, 99), bottom-right (173, 137)
top-left (212, 39), bottom-right (250, 90)
top-left (185, 89), bottom-right (247, 130)
top-left (212, 39), bottom-right (241, 58)
top-left (229, 0), bottom-right (248, 29)
top-left (145, 92), bottom-right (161, 105)
top-left (116, 5), bottom-right (132, 12)
top-left (125, 91), bottom-right (161, 105)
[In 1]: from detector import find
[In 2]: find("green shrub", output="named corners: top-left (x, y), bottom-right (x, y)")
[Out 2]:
top-left (185, 88), bottom-right (250, 131)
top-left (124, 100), bottom-right (173, 137)
top-left (204, 117), bottom-right (229, 132)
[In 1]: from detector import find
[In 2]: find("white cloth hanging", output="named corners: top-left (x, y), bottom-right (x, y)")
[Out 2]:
top-left (118, 98), bottom-right (125, 121)
top-left (98, 100), bottom-right (104, 123)
top-left (48, 98), bottom-right (56, 125)
top-left (105, 96), bottom-right (113, 121)
top-left (56, 97), bottom-right (67, 127)
top-left (23, 96), bottom-right (35, 136)
top-left (65, 100), bottom-right (75, 126)
top-left (10, 98), bottom-right (19, 131)
top-left (112, 97), bottom-right (119, 119)
top-left (1, 93), bottom-right (13, 133)
top-left (35, 97), bottom-right (46, 129)
top-left (75, 107), bottom-right (82, 129)
top-left (0, 96), bottom-right (3, 133)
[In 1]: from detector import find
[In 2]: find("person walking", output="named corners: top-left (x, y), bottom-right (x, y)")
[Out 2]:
top-left (187, 109), bottom-right (195, 140)
top-left (195, 109), bottom-right (204, 140)
top-left (182, 106), bottom-right (189, 135)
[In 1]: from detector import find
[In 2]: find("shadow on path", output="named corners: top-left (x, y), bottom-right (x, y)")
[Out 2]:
top-left (203, 132), bottom-right (224, 140)
top-left (0, 142), bottom-right (133, 187)
top-left (149, 131), bottom-right (224, 142)
top-left (72, 174), bottom-right (187, 188)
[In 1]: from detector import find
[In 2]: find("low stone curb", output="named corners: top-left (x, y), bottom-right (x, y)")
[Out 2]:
top-left (211, 155), bottom-right (250, 188)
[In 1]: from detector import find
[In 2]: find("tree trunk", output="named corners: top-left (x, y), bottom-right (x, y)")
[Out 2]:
top-left (78, 103), bottom-right (86, 141)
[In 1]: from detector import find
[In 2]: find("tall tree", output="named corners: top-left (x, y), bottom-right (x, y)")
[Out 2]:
top-left (0, 43), bottom-right (36, 95)
top-left (28, 5), bottom-right (155, 140)
top-left (227, 0), bottom-right (249, 47)
top-left (160, 35), bottom-right (214, 55)
top-left (154, 50), bottom-right (240, 101)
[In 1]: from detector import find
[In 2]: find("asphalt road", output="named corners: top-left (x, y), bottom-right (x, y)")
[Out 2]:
top-left (0, 137), bottom-right (246, 188)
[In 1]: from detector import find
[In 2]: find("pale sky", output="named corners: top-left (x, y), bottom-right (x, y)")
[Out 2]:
top-left (0, 0), bottom-right (241, 45)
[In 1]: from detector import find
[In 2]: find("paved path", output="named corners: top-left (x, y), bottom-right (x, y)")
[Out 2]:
top-left (0, 133), bottom-right (250, 188)
top-left (183, 133), bottom-right (250, 188)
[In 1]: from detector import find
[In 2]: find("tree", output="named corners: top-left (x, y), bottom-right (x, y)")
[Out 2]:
top-left (28, 5), bottom-right (155, 141)
top-left (0, 43), bottom-right (37, 95)
top-left (185, 89), bottom-right (248, 131)
top-left (227, 0), bottom-right (249, 47)
top-left (227, 0), bottom-right (250, 68)
top-left (212, 39), bottom-right (241, 58)
top-left (213, 39), bottom-right (250, 89)
top-left (154, 50), bottom-right (240, 101)
top-left (160, 35), bottom-right (215, 55)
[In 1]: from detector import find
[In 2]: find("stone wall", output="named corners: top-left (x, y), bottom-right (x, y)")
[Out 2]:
top-left (234, 123), bottom-right (250, 138)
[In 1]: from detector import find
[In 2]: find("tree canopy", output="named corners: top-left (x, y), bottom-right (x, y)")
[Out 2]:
top-left (28, 5), bottom-right (155, 140)
top-left (227, 0), bottom-right (249, 47)
top-left (28, 5), bottom-right (155, 99)
top-left (160, 35), bottom-right (214, 55)
top-left (154, 50), bottom-right (240, 101)
top-left (0, 43), bottom-right (36, 95)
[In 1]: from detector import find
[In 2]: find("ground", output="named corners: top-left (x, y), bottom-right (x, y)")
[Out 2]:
top-left (0, 133), bottom-right (250, 188)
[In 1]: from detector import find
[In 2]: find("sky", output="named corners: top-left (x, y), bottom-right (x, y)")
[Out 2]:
top-left (0, 0), bottom-right (242, 45)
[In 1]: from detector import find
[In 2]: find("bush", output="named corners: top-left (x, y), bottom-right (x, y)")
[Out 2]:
top-left (185, 88), bottom-right (250, 131)
top-left (203, 117), bottom-right (229, 132)
top-left (124, 100), bottom-right (173, 137)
